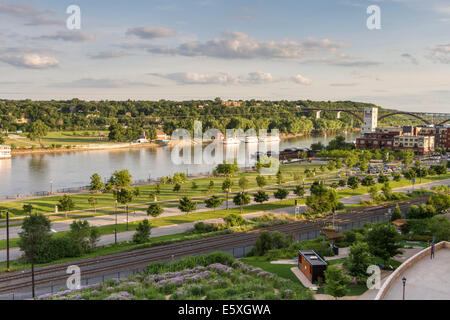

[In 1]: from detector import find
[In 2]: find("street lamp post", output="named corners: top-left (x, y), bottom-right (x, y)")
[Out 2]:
top-left (31, 236), bottom-right (35, 299)
top-left (126, 204), bottom-right (129, 231)
top-left (114, 200), bottom-right (118, 245)
top-left (402, 276), bottom-right (407, 300)
top-left (50, 180), bottom-right (53, 194)
top-left (6, 210), bottom-right (9, 270)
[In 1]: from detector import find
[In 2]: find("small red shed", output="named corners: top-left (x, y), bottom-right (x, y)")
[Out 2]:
top-left (298, 250), bottom-right (328, 283)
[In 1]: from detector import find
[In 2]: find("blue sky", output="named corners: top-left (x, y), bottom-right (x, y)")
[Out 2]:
top-left (0, 0), bottom-right (449, 112)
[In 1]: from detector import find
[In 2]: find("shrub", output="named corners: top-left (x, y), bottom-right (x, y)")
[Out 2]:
top-left (224, 213), bottom-right (246, 227)
top-left (146, 251), bottom-right (235, 274)
top-left (132, 220), bottom-right (152, 244)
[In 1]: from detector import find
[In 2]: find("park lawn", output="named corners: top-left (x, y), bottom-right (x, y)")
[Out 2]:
top-left (0, 198), bottom-right (303, 250)
top-left (0, 162), bottom-right (322, 216)
top-left (13, 131), bottom-right (112, 147)
top-left (337, 172), bottom-right (450, 198)
top-left (240, 256), bottom-right (303, 284)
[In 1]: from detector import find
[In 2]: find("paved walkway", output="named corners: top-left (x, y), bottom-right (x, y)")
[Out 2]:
top-left (383, 248), bottom-right (450, 300)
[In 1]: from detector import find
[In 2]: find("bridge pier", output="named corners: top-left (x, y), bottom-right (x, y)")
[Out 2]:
top-left (315, 110), bottom-right (321, 119)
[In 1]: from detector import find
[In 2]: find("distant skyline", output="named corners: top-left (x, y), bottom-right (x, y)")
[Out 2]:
top-left (0, 0), bottom-right (449, 112)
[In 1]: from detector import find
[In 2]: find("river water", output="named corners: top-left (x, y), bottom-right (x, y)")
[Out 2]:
top-left (0, 132), bottom-right (359, 198)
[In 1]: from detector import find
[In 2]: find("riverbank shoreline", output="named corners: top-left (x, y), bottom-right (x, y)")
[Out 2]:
top-left (9, 129), bottom-right (359, 156)
top-left (10, 141), bottom-right (165, 155)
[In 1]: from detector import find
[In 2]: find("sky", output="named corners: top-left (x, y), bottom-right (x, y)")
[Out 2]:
top-left (0, 0), bottom-right (449, 112)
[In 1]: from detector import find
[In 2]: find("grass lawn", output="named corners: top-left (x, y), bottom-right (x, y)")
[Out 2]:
top-left (0, 162), bottom-right (322, 216)
top-left (240, 256), bottom-right (302, 284)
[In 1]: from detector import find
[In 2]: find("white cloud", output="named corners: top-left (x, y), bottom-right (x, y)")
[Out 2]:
top-left (147, 31), bottom-right (344, 59)
top-left (0, 3), bottom-right (60, 26)
top-left (37, 31), bottom-right (95, 42)
top-left (427, 44), bottom-right (450, 64)
top-left (58, 78), bottom-right (154, 88)
top-left (0, 53), bottom-right (59, 69)
top-left (401, 53), bottom-right (419, 65)
top-left (150, 71), bottom-right (309, 85)
top-left (88, 51), bottom-right (130, 59)
top-left (149, 72), bottom-right (240, 85)
top-left (126, 26), bottom-right (176, 39)
top-left (292, 74), bottom-right (312, 85)
top-left (301, 52), bottom-right (380, 67)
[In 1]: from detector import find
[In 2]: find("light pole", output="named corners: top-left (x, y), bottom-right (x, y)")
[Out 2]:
top-left (31, 235), bottom-right (35, 299)
top-left (126, 204), bottom-right (129, 231)
top-left (49, 180), bottom-right (53, 194)
top-left (6, 210), bottom-right (9, 270)
top-left (114, 200), bottom-right (118, 245)
top-left (402, 276), bottom-right (407, 300)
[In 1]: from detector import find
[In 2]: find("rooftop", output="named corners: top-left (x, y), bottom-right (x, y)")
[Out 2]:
top-left (299, 250), bottom-right (328, 266)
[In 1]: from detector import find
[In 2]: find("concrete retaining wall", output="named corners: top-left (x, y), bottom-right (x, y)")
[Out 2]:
top-left (375, 241), bottom-right (450, 300)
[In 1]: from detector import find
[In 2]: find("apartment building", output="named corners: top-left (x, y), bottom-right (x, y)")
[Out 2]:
top-left (393, 135), bottom-right (434, 155)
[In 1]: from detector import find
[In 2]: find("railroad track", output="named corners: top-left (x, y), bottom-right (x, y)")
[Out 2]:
top-left (0, 196), bottom-right (430, 295)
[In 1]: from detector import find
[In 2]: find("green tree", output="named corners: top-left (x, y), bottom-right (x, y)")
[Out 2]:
top-left (147, 203), bottom-right (163, 217)
top-left (238, 176), bottom-right (249, 191)
top-left (68, 220), bottom-right (91, 252)
top-left (400, 149), bottom-right (415, 168)
top-left (88, 197), bottom-right (98, 213)
top-left (344, 242), bottom-right (374, 284)
top-left (178, 196), bottom-right (197, 214)
top-left (254, 190), bottom-right (269, 204)
top-left (173, 183), bottom-right (181, 197)
top-left (58, 194), bottom-right (75, 212)
top-left (276, 170), bottom-right (284, 185)
top-left (108, 123), bottom-right (126, 142)
top-left (381, 181), bottom-right (392, 199)
top-left (233, 192), bottom-right (250, 214)
top-left (205, 195), bottom-right (223, 212)
top-left (391, 204), bottom-right (402, 221)
top-left (324, 265), bottom-right (350, 298)
top-left (361, 175), bottom-right (375, 187)
top-left (88, 227), bottom-right (100, 249)
top-left (347, 176), bottom-right (360, 189)
top-left (27, 120), bottom-right (49, 144)
top-left (293, 185), bottom-right (305, 198)
top-left (23, 204), bottom-right (33, 215)
top-left (18, 213), bottom-right (52, 263)
top-left (306, 182), bottom-right (340, 215)
top-left (108, 169), bottom-right (132, 190)
top-left (89, 173), bottom-right (105, 192)
top-left (114, 188), bottom-right (134, 207)
top-left (256, 175), bottom-right (267, 189)
top-left (366, 223), bottom-right (402, 264)
top-left (222, 178), bottom-right (233, 210)
top-left (274, 188), bottom-right (289, 200)
top-left (368, 186), bottom-right (378, 201)
top-left (132, 219), bottom-right (152, 244)
top-left (207, 180), bottom-right (215, 194)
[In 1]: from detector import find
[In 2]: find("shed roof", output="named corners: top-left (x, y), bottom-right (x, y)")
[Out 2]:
top-left (298, 250), bottom-right (328, 266)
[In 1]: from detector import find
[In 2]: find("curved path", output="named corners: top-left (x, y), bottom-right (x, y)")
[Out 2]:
top-left (383, 247), bottom-right (450, 300)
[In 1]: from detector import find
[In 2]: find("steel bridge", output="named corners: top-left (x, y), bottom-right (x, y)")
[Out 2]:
top-left (300, 107), bottom-right (450, 126)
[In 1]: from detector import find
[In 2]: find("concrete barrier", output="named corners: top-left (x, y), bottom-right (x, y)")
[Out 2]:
top-left (375, 241), bottom-right (450, 300)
